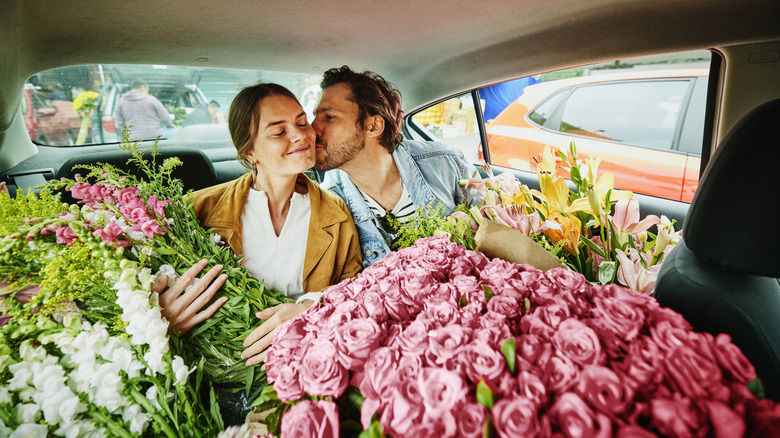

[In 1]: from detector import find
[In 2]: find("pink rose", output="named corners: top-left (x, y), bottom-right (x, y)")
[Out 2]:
top-left (527, 302), bottom-right (571, 332)
top-left (265, 355), bottom-right (303, 402)
top-left (498, 268), bottom-right (543, 302)
top-left (456, 402), bottom-right (487, 438)
top-left (280, 400), bottom-right (339, 438)
top-left (424, 325), bottom-right (472, 371)
top-left (479, 258), bottom-right (520, 287)
top-left (664, 343), bottom-right (724, 400)
top-left (650, 394), bottom-right (705, 437)
top-left (516, 370), bottom-right (548, 408)
top-left (418, 367), bottom-right (467, 415)
top-left (553, 318), bottom-right (604, 366)
top-left (492, 395), bottom-right (542, 437)
top-left (460, 340), bottom-right (506, 385)
top-left (418, 300), bottom-right (460, 329)
top-left (616, 424), bottom-right (656, 438)
top-left (611, 335), bottom-right (662, 389)
top-left (381, 279), bottom-right (412, 322)
top-left (545, 268), bottom-right (589, 295)
top-left (713, 333), bottom-right (756, 383)
top-left (407, 411), bottom-right (458, 438)
top-left (360, 289), bottom-right (389, 323)
top-left (299, 338), bottom-right (349, 398)
top-left (516, 334), bottom-right (553, 369)
top-left (550, 392), bottom-right (612, 438)
top-left (380, 381), bottom-right (425, 436)
top-left (646, 305), bottom-right (692, 330)
top-left (391, 320), bottom-right (429, 357)
top-left (358, 346), bottom-right (399, 400)
top-left (705, 400), bottom-right (745, 438)
top-left (544, 353), bottom-right (579, 393)
top-left (396, 354), bottom-right (422, 383)
top-left (576, 364), bottom-right (633, 415)
top-left (334, 318), bottom-right (384, 370)
top-left (589, 293), bottom-right (647, 355)
top-left (487, 295), bottom-right (522, 319)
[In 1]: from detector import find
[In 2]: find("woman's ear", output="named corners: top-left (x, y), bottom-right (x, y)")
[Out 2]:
top-left (365, 115), bottom-right (385, 139)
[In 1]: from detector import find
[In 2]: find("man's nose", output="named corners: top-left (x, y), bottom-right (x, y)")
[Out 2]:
top-left (311, 117), bottom-right (323, 136)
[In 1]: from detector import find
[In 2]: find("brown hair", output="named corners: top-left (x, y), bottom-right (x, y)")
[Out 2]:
top-left (320, 66), bottom-right (403, 153)
top-left (229, 83), bottom-right (299, 170)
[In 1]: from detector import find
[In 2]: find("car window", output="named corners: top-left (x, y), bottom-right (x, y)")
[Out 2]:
top-left (408, 93), bottom-right (482, 162)
top-left (556, 80), bottom-right (691, 150)
top-left (23, 64), bottom-right (321, 147)
top-left (479, 49), bottom-right (711, 202)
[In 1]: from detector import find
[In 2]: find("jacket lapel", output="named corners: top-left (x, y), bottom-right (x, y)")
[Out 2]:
top-left (302, 178), bottom-right (346, 284)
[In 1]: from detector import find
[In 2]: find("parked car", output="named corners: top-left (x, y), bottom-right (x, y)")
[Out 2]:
top-left (20, 85), bottom-right (75, 146)
top-left (90, 65), bottom-right (209, 143)
top-left (485, 68), bottom-right (708, 202)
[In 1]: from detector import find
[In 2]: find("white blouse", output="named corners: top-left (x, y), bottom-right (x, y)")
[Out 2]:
top-left (241, 188), bottom-right (310, 299)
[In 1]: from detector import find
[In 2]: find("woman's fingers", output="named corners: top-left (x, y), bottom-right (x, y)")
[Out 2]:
top-left (241, 325), bottom-right (280, 366)
top-left (157, 260), bottom-right (228, 334)
top-left (178, 296), bottom-right (228, 333)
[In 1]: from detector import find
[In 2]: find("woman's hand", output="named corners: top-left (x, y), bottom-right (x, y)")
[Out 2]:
top-left (152, 259), bottom-right (229, 334)
top-left (241, 301), bottom-right (314, 366)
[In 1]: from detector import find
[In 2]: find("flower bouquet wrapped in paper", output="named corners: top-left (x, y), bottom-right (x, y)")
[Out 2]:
top-left (260, 236), bottom-right (780, 437)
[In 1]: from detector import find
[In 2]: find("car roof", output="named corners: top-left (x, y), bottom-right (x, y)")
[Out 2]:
top-left (2, 0), bottom-right (779, 124)
top-left (518, 67), bottom-right (711, 106)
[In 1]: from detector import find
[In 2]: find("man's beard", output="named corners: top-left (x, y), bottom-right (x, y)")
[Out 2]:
top-left (315, 129), bottom-right (366, 171)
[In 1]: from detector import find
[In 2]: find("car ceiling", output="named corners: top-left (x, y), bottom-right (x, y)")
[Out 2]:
top-left (1, 0), bottom-right (779, 134)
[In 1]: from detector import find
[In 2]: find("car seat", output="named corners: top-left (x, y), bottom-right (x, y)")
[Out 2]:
top-left (55, 147), bottom-right (218, 203)
top-left (654, 98), bottom-right (780, 400)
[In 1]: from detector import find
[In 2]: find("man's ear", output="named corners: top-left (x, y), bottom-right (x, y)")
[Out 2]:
top-left (365, 115), bottom-right (385, 139)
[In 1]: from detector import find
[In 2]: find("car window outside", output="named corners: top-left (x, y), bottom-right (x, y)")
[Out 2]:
top-left (23, 64), bottom-right (322, 147)
top-left (473, 50), bottom-right (710, 202)
top-left (410, 93), bottom-right (482, 162)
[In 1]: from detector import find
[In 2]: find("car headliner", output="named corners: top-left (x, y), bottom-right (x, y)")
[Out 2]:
top-left (1, 0), bottom-right (779, 134)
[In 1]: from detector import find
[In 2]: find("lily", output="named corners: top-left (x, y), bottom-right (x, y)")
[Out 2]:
top-left (615, 248), bottom-right (661, 295)
top-left (610, 197), bottom-right (660, 247)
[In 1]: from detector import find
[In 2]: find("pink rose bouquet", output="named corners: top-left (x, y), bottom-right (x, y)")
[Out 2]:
top-left (263, 236), bottom-right (780, 437)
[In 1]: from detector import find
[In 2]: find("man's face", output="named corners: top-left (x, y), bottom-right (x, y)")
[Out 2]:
top-left (312, 84), bottom-right (366, 171)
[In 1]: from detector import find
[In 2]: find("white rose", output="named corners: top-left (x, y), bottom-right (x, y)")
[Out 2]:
top-left (9, 423), bottom-right (48, 438)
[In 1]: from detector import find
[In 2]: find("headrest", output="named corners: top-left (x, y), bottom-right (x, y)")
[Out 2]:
top-left (56, 147), bottom-right (218, 192)
top-left (684, 98), bottom-right (780, 277)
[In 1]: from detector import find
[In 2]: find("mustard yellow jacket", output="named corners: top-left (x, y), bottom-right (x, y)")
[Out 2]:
top-left (189, 173), bottom-right (362, 292)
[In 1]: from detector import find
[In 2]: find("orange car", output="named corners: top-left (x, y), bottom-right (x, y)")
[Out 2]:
top-left (485, 68), bottom-right (709, 202)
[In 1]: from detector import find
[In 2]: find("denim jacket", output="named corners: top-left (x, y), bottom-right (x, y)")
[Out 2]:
top-left (321, 140), bottom-right (478, 267)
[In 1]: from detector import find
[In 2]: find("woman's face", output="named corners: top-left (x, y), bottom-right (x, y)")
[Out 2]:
top-left (245, 94), bottom-right (316, 178)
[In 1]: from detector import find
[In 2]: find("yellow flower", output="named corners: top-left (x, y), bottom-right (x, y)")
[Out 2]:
top-left (79, 90), bottom-right (99, 100)
top-left (532, 176), bottom-right (590, 221)
top-left (533, 145), bottom-right (558, 195)
top-left (542, 212), bottom-right (581, 256)
top-left (72, 97), bottom-right (84, 111)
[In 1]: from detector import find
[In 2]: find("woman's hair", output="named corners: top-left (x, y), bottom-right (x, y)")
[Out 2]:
top-left (229, 83), bottom-right (299, 170)
top-left (320, 66), bottom-right (403, 153)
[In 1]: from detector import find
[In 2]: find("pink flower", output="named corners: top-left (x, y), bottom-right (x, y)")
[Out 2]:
top-left (334, 318), bottom-right (384, 370)
top-left (615, 248), bottom-right (660, 294)
top-left (460, 340), bottom-right (506, 385)
top-left (391, 319), bottom-right (430, 357)
top-left (550, 392), bottom-right (612, 438)
top-left (280, 400), bottom-right (339, 438)
top-left (544, 353), bottom-right (579, 393)
top-left (265, 355), bottom-right (303, 402)
top-left (456, 402), bottom-right (487, 438)
top-left (380, 381), bottom-right (425, 435)
top-left (146, 195), bottom-right (169, 217)
top-left (132, 219), bottom-right (166, 238)
top-left (516, 370), bottom-right (548, 408)
top-left (55, 225), bottom-right (78, 245)
top-left (493, 395), bottom-right (542, 437)
top-left (92, 219), bottom-right (124, 243)
top-left (417, 367), bottom-right (467, 414)
top-left (650, 394), bottom-right (705, 437)
top-left (552, 318), bottom-right (604, 366)
top-left (424, 325), bottom-right (472, 371)
top-left (576, 364), bottom-right (634, 415)
top-left (418, 300), bottom-right (460, 329)
top-left (299, 338), bottom-right (349, 398)
top-left (713, 333), bottom-right (756, 383)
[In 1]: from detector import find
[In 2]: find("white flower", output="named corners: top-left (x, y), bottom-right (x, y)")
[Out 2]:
top-left (145, 385), bottom-right (162, 410)
top-left (9, 423), bottom-right (48, 438)
top-left (155, 264), bottom-right (178, 287)
top-left (7, 361), bottom-right (34, 391)
top-left (122, 404), bottom-right (151, 434)
top-left (92, 362), bottom-right (124, 412)
top-left (18, 340), bottom-right (46, 362)
top-left (27, 240), bottom-right (39, 250)
top-left (0, 386), bottom-right (11, 404)
top-left (14, 403), bottom-right (41, 424)
top-left (56, 419), bottom-right (99, 438)
top-left (38, 385), bottom-right (84, 425)
top-left (171, 356), bottom-right (191, 386)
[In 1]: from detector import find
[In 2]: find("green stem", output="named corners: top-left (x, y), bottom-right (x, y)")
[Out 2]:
top-left (84, 407), bottom-right (135, 438)
top-left (128, 386), bottom-right (178, 438)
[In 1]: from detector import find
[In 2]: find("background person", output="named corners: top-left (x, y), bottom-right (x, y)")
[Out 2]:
top-left (312, 65), bottom-right (479, 267)
top-left (183, 99), bottom-right (221, 126)
top-left (114, 79), bottom-right (176, 140)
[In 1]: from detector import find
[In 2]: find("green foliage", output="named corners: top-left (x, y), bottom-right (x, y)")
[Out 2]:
top-left (389, 203), bottom-right (476, 251)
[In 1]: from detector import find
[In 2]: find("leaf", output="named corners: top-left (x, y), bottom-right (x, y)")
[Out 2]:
top-left (476, 379), bottom-right (495, 410)
top-left (482, 285), bottom-right (495, 303)
top-left (502, 338), bottom-right (517, 374)
top-left (245, 363), bottom-right (254, 395)
top-left (580, 236), bottom-right (607, 258)
top-left (358, 415), bottom-right (385, 438)
top-left (524, 297), bottom-right (531, 313)
top-left (747, 378), bottom-right (766, 399)
top-left (483, 413), bottom-right (496, 438)
top-left (459, 292), bottom-right (468, 307)
top-left (598, 261), bottom-right (616, 285)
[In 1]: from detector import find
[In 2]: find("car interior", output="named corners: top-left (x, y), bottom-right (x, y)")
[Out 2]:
top-left (1, 0), bottom-right (779, 399)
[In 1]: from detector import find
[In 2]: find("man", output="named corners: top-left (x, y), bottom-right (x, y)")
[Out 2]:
top-left (312, 66), bottom-right (478, 267)
top-left (114, 79), bottom-right (175, 140)
top-left (182, 99), bottom-right (220, 127)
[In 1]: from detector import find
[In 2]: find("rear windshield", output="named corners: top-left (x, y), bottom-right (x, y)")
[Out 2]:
top-left (24, 64), bottom-right (322, 147)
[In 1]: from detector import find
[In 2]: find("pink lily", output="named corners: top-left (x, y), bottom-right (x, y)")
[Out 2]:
top-left (610, 197), bottom-right (660, 246)
top-left (615, 248), bottom-right (661, 295)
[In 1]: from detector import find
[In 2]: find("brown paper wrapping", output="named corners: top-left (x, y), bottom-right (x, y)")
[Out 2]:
top-left (474, 220), bottom-right (566, 272)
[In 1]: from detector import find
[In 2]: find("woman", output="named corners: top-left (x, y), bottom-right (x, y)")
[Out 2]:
top-left (156, 83), bottom-right (362, 365)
